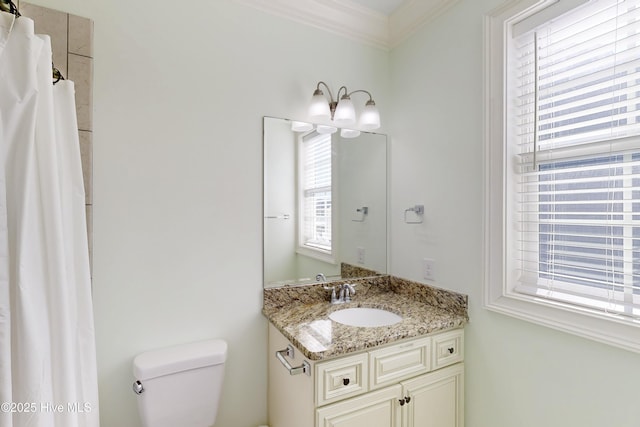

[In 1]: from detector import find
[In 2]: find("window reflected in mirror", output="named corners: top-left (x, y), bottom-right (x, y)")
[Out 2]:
top-left (263, 117), bottom-right (387, 288)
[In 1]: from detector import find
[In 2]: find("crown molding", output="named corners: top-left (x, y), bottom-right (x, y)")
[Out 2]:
top-left (234, 0), bottom-right (390, 49)
top-left (233, 0), bottom-right (458, 50)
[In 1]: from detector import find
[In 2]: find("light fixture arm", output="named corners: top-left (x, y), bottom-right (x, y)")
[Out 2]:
top-left (345, 89), bottom-right (374, 103)
top-left (315, 81), bottom-right (335, 104)
top-left (337, 85), bottom-right (349, 100)
top-left (314, 81), bottom-right (338, 119)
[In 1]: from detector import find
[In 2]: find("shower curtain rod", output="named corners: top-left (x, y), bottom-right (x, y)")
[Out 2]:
top-left (1, 0), bottom-right (66, 85)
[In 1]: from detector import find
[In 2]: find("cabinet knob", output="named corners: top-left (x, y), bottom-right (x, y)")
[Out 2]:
top-left (399, 397), bottom-right (411, 406)
top-left (343, 378), bottom-right (350, 386)
top-left (448, 347), bottom-right (455, 354)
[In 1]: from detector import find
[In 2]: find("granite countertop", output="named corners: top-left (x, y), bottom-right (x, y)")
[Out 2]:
top-left (263, 275), bottom-right (468, 361)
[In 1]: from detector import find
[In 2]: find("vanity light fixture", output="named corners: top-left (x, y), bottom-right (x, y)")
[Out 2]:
top-left (316, 124), bottom-right (337, 135)
top-left (290, 122), bottom-right (361, 139)
top-left (290, 121), bottom-right (340, 136)
top-left (340, 129), bottom-right (361, 138)
top-left (308, 81), bottom-right (381, 132)
top-left (291, 121), bottom-right (314, 132)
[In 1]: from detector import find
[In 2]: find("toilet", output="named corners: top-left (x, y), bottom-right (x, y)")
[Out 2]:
top-left (132, 339), bottom-right (227, 427)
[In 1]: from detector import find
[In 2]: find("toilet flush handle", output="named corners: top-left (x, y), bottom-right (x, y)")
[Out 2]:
top-left (132, 380), bottom-right (144, 395)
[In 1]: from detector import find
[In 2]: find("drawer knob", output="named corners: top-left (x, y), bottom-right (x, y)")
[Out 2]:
top-left (343, 378), bottom-right (350, 386)
top-left (448, 347), bottom-right (455, 354)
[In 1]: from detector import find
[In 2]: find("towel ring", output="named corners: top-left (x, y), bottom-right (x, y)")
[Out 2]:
top-left (404, 205), bottom-right (424, 224)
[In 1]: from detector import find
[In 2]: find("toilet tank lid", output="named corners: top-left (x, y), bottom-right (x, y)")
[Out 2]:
top-left (133, 339), bottom-right (227, 381)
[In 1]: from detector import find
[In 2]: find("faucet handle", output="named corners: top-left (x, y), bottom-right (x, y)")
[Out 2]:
top-left (342, 283), bottom-right (356, 302)
top-left (329, 287), bottom-right (338, 304)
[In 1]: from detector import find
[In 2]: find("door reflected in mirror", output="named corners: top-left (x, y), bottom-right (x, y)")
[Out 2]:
top-left (263, 117), bottom-right (387, 288)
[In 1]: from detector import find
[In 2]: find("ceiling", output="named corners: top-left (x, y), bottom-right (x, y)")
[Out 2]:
top-left (234, 0), bottom-right (459, 49)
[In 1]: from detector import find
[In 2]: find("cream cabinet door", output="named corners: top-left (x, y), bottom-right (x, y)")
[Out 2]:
top-left (316, 384), bottom-right (402, 427)
top-left (402, 364), bottom-right (464, 427)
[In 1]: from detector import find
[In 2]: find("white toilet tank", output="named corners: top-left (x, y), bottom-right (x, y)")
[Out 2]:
top-left (133, 339), bottom-right (227, 427)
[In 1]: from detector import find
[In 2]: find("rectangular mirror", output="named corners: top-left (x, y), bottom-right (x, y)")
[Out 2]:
top-left (263, 117), bottom-right (387, 288)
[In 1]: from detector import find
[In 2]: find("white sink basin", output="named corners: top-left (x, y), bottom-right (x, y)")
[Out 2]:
top-left (329, 307), bottom-right (402, 327)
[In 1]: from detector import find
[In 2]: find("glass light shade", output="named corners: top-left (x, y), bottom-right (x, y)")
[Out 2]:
top-left (340, 128), bottom-right (361, 138)
top-left (291, 121), bottom-right (314, 132)
top-left (333, 97), bottom-right (356, 126)
top-left (309, 92), bottom-right (331, 120)
top-left (359, 101), bottom-right (381, 130)
top-left (316, 124), bottom-right (337, 134)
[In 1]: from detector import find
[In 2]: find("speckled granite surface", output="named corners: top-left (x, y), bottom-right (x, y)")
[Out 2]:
top-left (340, 262), bottom-right (382, 279)
top-left (263, 276), bottom-right (468, 361)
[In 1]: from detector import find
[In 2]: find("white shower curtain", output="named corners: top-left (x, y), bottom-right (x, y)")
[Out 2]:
top-left (0, 11), bottom-right (99, 427)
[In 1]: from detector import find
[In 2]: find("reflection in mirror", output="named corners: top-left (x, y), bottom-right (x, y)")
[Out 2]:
top-left (263, 117), bottom-right (387, 288)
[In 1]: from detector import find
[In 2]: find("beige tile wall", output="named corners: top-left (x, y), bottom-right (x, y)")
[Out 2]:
top-left (17, 1), bottom-right (94, 272)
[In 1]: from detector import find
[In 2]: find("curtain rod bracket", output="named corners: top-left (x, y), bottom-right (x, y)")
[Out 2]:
top-left (0, 0), bottom-right (21, 17)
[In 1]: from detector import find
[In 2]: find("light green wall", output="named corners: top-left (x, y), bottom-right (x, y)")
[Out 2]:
top-left (389, 0), bottom-right (640, 426)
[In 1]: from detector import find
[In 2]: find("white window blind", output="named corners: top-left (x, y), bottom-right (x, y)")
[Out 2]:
top-left (510, 0), bottom-right (640, 319)
top-left (299, 132), bottom-right (332, 254)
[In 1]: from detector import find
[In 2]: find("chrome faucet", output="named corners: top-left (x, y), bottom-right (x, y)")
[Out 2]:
top-left (318, 274), bottom-right (338, 303)
top-left (328, 283), bottom-right (356, 304)
top-left (341, 283), bottom-right (356, 303)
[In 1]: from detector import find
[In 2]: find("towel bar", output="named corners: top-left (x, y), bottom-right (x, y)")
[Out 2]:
top-left (275, 345), bottom-right (310, 376)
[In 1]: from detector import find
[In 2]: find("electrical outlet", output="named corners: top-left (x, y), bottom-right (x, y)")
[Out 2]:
top-left (423, 258), bottom-right (435, 281)
top-left (357, 247), bottom-right (365, 264)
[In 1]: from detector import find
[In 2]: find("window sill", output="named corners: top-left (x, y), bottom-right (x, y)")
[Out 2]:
top-left (296, 245), bottom-right (336, 265)
top-left (484, 288), bottom-right (640, 353)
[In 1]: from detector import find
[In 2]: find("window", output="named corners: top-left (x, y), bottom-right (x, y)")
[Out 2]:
top-left (298, 132), bottom-right (335, 262)
top-left (484, 0), bottom-right (640, 352)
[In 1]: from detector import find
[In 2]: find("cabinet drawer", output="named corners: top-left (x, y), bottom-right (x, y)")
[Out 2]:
top-left (316, 353), bottom-right (368, 406)
top-left (369, 337), bottom-right (431, 390)
top-left (432, 329), bottom-right (464, 370)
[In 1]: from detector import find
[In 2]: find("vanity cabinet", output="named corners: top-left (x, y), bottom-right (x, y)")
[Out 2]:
top-left (316, 384), bottom-right (402, 427)
top-left (268, 323), bottom-right (464, 427)
top-left (402, 363), bottom-right (464, 427)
